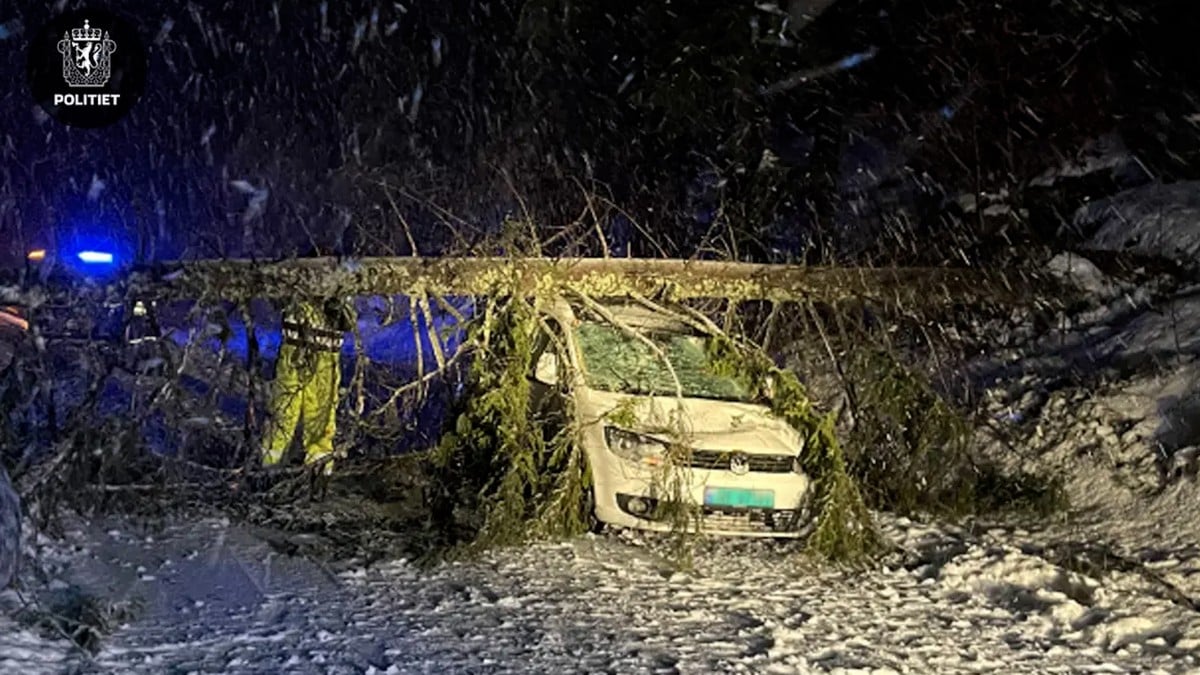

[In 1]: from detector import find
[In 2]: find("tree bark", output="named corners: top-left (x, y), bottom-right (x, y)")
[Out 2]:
top-left (128, 257), bottom-right (1072, 310)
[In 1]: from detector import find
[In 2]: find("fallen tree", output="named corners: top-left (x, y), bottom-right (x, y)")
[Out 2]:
top-left (426, 289), bottom-right (884, 565)
top-left (3, 254), bottom-right (1081, 569)
top-left (126, 256), bottom-right (1071, 309)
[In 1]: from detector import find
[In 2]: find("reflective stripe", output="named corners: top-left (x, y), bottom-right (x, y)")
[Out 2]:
top-left (282, 321), bottom-right (343, 341)
top-left (282, 321), bottom-right (343, 351)
top-left (281, 300), bottom-right (347, 352)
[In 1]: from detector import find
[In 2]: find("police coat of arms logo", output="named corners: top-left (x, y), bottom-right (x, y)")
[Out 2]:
top-left (57, 20), bottom-right (116, 87)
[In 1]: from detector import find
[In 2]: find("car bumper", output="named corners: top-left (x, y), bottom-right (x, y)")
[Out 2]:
top-left (589, 453), bottom-right (812, 538)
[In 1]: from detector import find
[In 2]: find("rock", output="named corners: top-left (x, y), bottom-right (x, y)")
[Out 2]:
top-left (0, 464), bottom-right (19, 589)
top-left (1076, 181), bottom-right (1200, 267)
top-left (1046, 253), bottom-right (1119, 298)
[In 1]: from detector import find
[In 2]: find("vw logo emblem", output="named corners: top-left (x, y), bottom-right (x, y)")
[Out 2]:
top-left (729, 453), bottom-right (749, 475)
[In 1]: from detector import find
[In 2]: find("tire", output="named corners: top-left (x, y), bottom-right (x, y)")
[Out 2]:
top-left (581, 484), bottom-right (608, 535)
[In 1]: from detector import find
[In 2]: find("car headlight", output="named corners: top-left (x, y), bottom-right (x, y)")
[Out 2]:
top-left (604, 427), bottom-right (667, 462)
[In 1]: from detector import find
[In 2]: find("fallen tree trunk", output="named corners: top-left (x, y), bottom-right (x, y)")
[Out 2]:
top-left (126, 256), bottom-right (1072, 308)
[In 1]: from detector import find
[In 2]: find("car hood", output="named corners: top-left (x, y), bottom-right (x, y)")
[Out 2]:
top-left (582, 389), bottom-right (804, 455)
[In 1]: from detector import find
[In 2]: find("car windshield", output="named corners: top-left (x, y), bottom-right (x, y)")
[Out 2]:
top-left (575, 322), bottom-right (756, 402)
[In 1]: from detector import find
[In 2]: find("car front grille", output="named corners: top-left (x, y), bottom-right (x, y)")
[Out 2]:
top-left (615, 493), bottom-right (808, 535)
top-left (700, 508), bottom-right (802, 534)
top-left (686, 449), bottom-right (795, 473)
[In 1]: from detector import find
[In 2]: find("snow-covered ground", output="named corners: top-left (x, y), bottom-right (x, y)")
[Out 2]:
top-left (1, 511), bottom-right (1198, 675)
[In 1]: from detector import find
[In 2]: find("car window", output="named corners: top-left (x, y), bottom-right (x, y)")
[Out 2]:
top-left (574, 322), bottom-right (755, 402)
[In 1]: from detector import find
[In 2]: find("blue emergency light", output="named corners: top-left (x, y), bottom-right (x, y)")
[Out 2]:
top-left (77, 250), bottom-right (115, 264)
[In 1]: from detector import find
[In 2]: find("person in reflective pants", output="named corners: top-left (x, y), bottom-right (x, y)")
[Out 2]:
top-left (261, 298), bottom-right (349, 476)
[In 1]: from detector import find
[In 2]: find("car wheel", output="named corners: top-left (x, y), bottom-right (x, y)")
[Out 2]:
top-left (581, 485), bottom-right (607, 535)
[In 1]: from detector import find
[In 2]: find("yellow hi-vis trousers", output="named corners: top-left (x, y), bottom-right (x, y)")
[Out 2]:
top-left (262, 343), bottom-right (340, 474)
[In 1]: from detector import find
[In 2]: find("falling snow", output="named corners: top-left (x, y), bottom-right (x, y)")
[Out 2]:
top-left (2, 1), bottom-right (1200, 672)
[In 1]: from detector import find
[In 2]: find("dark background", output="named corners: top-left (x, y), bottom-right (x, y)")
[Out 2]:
top-left (1, 0), bottom-right (1197, 267)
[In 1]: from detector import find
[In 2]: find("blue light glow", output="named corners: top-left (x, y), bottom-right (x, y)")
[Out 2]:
top-left (837, 47), bottom-right (879, 71)
top-left (78, 250), bottom-right (115, 264)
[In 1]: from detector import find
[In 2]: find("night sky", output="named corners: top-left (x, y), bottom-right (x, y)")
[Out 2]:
top-left (1, 0), bottom-right (1197, 266)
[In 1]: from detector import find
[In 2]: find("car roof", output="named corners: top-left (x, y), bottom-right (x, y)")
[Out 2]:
top-left (603, 303), bottom-right (689, 331)
top-left (545, 297), bottom-right (691, 335)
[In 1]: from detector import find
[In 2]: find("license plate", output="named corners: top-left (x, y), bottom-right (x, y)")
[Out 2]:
top-left (704, 487), bottom-right (774, 509)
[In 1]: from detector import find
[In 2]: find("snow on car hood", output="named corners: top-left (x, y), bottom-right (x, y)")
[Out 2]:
top-left (582, 388), bottom-right (804, 455)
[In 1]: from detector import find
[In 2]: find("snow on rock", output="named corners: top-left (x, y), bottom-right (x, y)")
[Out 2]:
top-left (1076, 181), bottom-right (1200, 266)
top-left (1046, 253), bottom-right (1122, 298)
top-left (1030, 132), bottom-right (1146, 188)
top-left (964, 207), bottom-right (1200, 667)
top-left (973, 275), bottom-right (1200, 556)
top-left (979, 315), bottom-right (1200, 515)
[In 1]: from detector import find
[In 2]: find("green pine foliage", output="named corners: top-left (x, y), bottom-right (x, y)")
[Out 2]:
top-left (844, 346), bottom-right (1066, 518)
top-left (427, 296), bottom-right (591, 557)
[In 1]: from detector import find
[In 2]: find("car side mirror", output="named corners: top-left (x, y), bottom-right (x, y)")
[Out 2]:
top-left (534, 351), bottom-right (560, 385)
top-left (762, 374), bottom-right (777, 400)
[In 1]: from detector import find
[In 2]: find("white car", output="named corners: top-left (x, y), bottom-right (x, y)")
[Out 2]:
top-left (530, 298), bottom-right (812, 537)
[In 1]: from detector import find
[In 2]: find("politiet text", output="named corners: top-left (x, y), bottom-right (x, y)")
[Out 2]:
top-left (53, 93), bottom-right (121, 106)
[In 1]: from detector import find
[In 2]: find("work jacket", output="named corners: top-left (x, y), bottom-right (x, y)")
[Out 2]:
top-left (281, 298), bottom-right (352, 353)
